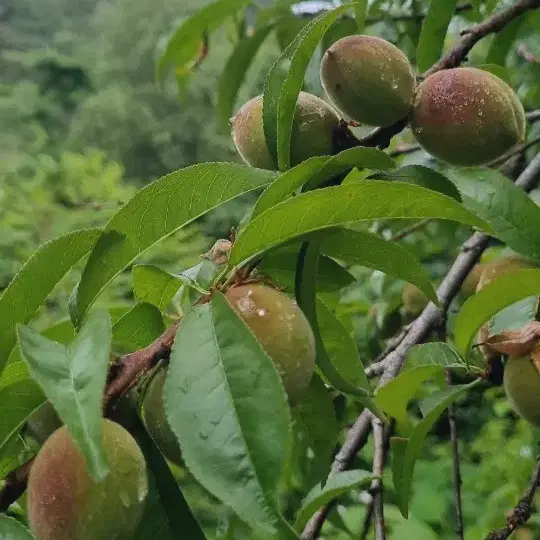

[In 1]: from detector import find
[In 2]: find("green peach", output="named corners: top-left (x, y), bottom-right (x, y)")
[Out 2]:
top-left (142, 370), bottom-right (182, 465)
top-left (28, 419), bottom-right (148, 540)
top-left (231, 92), bottom-right (340, 170)
top-left (401, 283), bottom-right (429, 316)
top-left (225, 284), bottom-right (316, 403)
top-left (504, 356), bottom-right (540, 426)
top-left (320, 35), bottom-right (415, 127)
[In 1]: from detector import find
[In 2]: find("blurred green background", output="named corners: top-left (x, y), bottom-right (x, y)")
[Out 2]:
top-left (2, 0), bottom-right (540, 538)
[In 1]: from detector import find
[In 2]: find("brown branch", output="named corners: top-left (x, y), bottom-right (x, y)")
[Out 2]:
top-left (427, 0), bottom-right (540, 75)
top-left (371, 419), bottom-right (387, 540)
top-left (446, 371), bottom-right (465, 540)
top-left (485, 457), bottom-right (540, 540)
top-left (301, 152), bottom-right (540, 539)
top-left (104, 320), bottom-right (180, 411)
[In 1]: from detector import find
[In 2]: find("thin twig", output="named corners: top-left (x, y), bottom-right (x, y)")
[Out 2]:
top-left (446, 371), bottom-right (465, 540)
top-left (388, 143), bottom-right (422, 157)
top-left (301, 153), bottom-right (540, 539)
top-left (371, 419), bottom-right (387, 540)
top-left (427, 0), bottom-right (540, 76)
top-left (104, 320), bottom-right (180, 411)
top-left (518, 43), bottom-right (540, 64)
top-left (485, 457), bottom-right (540, 540)
top-left (528, 110), bottom-right (540, 124)
top-left (488, 135), bottom-right (540, 167)
top-left (390, 218), bottom-right (434, 241)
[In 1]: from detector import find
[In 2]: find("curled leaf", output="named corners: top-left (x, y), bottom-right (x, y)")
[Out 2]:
top-left (483, 322), bottom-right (540, 356)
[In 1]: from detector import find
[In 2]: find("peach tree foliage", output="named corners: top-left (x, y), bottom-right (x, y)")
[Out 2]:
top-left (1, 1), bottom-right (540, 540)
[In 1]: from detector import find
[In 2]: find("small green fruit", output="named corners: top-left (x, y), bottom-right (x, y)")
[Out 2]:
top-left (28, 419), bottom-right (148, 540)
top-left (320, 35), bottom-right (415, 127)
top-left (27, 402), bottom-right (61, 444)
top-left (411, 67), bottom-right (525, 166)
top-left (402, 283), bottom-right (428, 316)
top-left (461, 264), bottom-right (485, 297)
top-left (504, 356), bottom-right (540, 426)
top-left (225, 283), bottom-right (316, 403)
top-left (142, 370), bottom-right (182, 464)
top-left (231, 92), bottom-right (340, 170)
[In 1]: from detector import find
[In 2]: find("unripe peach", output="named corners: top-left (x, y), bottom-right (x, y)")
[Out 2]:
top-left (231, 92), bottom-right (340, 170)
top-left (142, 370), bottom-right (182, 464)
top-left (504, 356), bottom-right (540, 426)
top-left (477, 255), bottom-right (529, 291)
top-left (402, 283), bottom-right (428, 316)
top-left (461, 264), bottom-right (485, 297)
top-left (320, 35), bottom-right (415, 127)
top-left (411, 67), bottom-right (525, 166)
top-left (225, 284), bottom-right (316, 403)
top-left (28, 419), bottom-right (148, 540)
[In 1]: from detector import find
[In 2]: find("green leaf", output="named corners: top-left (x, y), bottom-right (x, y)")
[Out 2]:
top-left (294, 242), bottom-right (385, 421)
top-left (317, 299), bottom-right (369, 390)
top-left (0, 380), bottom-right (45, 459)
top-left (443, 167), bottom-right (540, 262)
top-left (112, 303), bottom-right (165, 351)
top-left (130, 413), bottom-right (206, 540)
top-left (489, 297), bottom-right (539, 335)
top-left (252, 148), bottom-right (395, 219)
top-left (164, 293), bottom-right (291, 533)
top-left (295, 375), bottom-right (339, 485)
top-left (133, 265), bottom-right (184, 312)
top-left (75, 163), bottom-right (275, 324)
top-left (392, 380), bottom-right (480, 517)
top-left (2, 321), bottom-right (74, 390)
top-left (372, 165), bottom-right (461, 201)
top-left (354, 0), bottom-right (369, 31)
top-left (0, 229), bottom-right (100, 374)
top-left (417, 0), bottom-right (458, 72)
top-left (218, 24), bottom-right (275, 132)
top-left (258, 249), bottom-right (355, 293)
top-left (294, 470), bottom-right (375, 531)
top-left (320, 228), bottom-right (438, 306)
top-left (156, 0), bottom-right (250, 83)
top-left (474, 63), bottom-right (511, 84)
top-left (375, 343), bottom-right (467, 434)
top-left (454, 269), bottom-right (540, 354)
top-left (133, 477), bottom-right (175, 540)
top-left (486, 17), bottom-right (524, 65)
top-left (263, 5), bottom-right (353, 169)
top-left (229, 181), bottom-right (490, 267)
top-left (0, 515), bottom-right (35, 539)
top-left (17, 311), bottom-right (112, 481)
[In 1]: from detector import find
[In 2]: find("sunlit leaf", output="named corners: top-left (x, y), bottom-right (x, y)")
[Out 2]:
top-left (17, 311), bottom-right (112, 480)
top-left (74, 163), bottom-right (275, 324)
top-left (164, 293), bottom-right (291, 533)
top-left (0, 229), bottom-right (99, 374)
